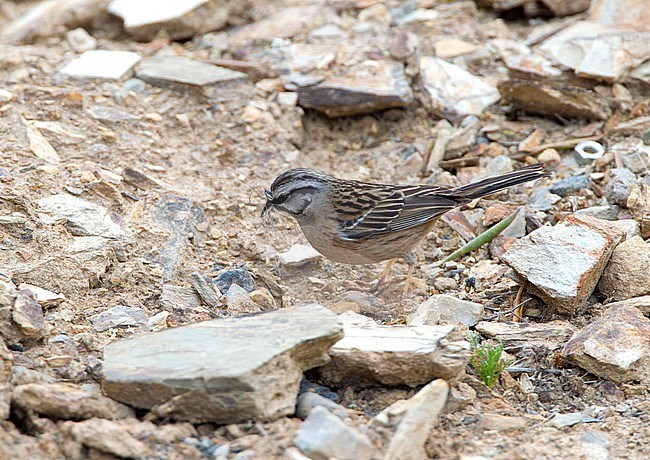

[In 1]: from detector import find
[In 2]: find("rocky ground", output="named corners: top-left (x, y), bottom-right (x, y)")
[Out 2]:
top-left (1, 0), bottom-right (650, 459)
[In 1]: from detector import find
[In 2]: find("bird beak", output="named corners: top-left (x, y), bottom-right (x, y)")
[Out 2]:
top-left (261, 190), bottom-right (273, 217)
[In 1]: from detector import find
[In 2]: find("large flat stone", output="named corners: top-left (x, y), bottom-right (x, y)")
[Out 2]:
top-left (298, 63), bottom-right (413, 117)
top-left (502, 215), bottom-right (619, 314)
top-left (102, 303), bottom-right (343, 423)
top-left (108, 0), bottom-right (244, 41)
top-left (318, 312), bottom-right (469, 386)
top-left (136, 57), bottom-right (249, 88)
top-left (563, 304), bottom-right (650, 384)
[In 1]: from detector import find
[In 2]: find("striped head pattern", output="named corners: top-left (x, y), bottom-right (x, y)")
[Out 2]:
top-left (262, 168), bottom-right (331, 217)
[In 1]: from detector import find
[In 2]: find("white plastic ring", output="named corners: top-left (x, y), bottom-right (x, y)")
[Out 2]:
top-left (575, 140), bottom-right (605, 160)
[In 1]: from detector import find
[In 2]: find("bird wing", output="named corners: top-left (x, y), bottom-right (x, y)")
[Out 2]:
top-left (336, 184), bottom-right (467, 240)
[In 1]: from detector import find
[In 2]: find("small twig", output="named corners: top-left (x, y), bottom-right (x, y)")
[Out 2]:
top-left (482, 298), bottom-right (531, 321)
top-left (512, 280), bottom-right (527, 322)
top-left (255, 423), bottom-right (269, 437)
top-left (510, 135), bottom-right (603, 159)
top-left (435, 209), bottom-right (519, 266)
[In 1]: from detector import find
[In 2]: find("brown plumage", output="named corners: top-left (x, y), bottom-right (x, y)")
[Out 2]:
top-left (263, 165), bottom-right (548, 290)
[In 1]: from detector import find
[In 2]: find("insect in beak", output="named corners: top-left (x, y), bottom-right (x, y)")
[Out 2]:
top-left (261, 190), bottom-right (273, 217)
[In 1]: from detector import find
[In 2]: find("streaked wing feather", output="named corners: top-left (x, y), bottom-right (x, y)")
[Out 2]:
top-left (339, 184), bottom-right (466, 240)
top-left (387, 187), bottom-right (465, 232)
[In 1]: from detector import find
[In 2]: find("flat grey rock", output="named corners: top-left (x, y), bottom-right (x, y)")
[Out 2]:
top-left (298, 63), bottom-right (413, 117)
top-left (102, 303), bottom-right (343, 423)
top-left (90, 306), bottom-right (148, 332)
top-left (59, 50), bottom-right (141, 80)
top-left (160, 285), bottom-right (202, 311)
top-left (318, 311), bottom-right (469, 386)
top-left (475, 320), bottom-right (576, 352)
top-left (37, 194), bottom-right (132, 243)
top-left (294, 406), bottom-right (374, 460)
top-left (295, 392), bottom-right (349, 421)
top-left (86, 105), bottom-right (139, 123)
top-left (498, 80), bottom-right (611, 120)
top-left (136, 57), bottom-right (249, 88)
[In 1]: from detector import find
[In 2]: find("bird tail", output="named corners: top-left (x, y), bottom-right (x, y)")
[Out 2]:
top-left (453, 164), bottom-right (549, 200)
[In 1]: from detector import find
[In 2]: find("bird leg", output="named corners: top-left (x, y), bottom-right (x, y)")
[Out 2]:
top-left (376, 258), bottom-right (395, 286)
top-left (401, 252), bottom-right (417, 297)
top-left (360, 259), bottom-right (395, 293)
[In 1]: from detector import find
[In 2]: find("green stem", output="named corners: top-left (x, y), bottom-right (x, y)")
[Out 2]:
top-left (438, 208), bottom-right (520, 265)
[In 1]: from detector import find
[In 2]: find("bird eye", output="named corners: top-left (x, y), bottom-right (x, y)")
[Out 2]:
top-left (272, 193), bottom-right (289, 204)
top-left (264, 190), bottom-right (273, 200)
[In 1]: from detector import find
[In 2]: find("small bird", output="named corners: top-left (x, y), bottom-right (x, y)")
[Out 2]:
top-left (263, 165), bottom-right (548, 292)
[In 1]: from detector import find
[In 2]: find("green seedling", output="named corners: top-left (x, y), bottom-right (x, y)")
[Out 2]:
top-left (467, 331), bottom-right (512, 388)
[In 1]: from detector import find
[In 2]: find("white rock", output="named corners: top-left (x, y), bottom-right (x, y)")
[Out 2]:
top-left (90, 306), bottom-right (148, 332)
top-left (17, 284), bottom-right (65, 307)
top-left (277, 92), bottom-right (299, 106)
top-left (225, 283), bottom-right (251, 308)
top-left (419, 56), bottom-right (500, 118)
top-left (59, 50), bottom-right (140, 80)
top-left (108, 0), bottom-right (234, 41)
top-left (37, 194), bottom-right (133, 243)
top-left (278, 244), bottom-right (323, 268)
top-left (66, 28), bottom-right (97, 52)
top-left (109, 0), bottom-right (208, 29)
top-left (409, 295), bottom-right (483, 327)
top-left (379, 380), bottom-right (449, 460)
top-left (0, 89), bottom-right (16, 103)
top-left (309, 23), bottom-right (345, 41)
top-left (59, 50), bottom-right (141, 80)
top-left (502, 215), bottom-right (620, 314)
top-left (294, 406), bottom-right (374, 460)
top-left (538, 21), bottom-right (650, 82)
top-left (397, 9), bottom-right (439, 25)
